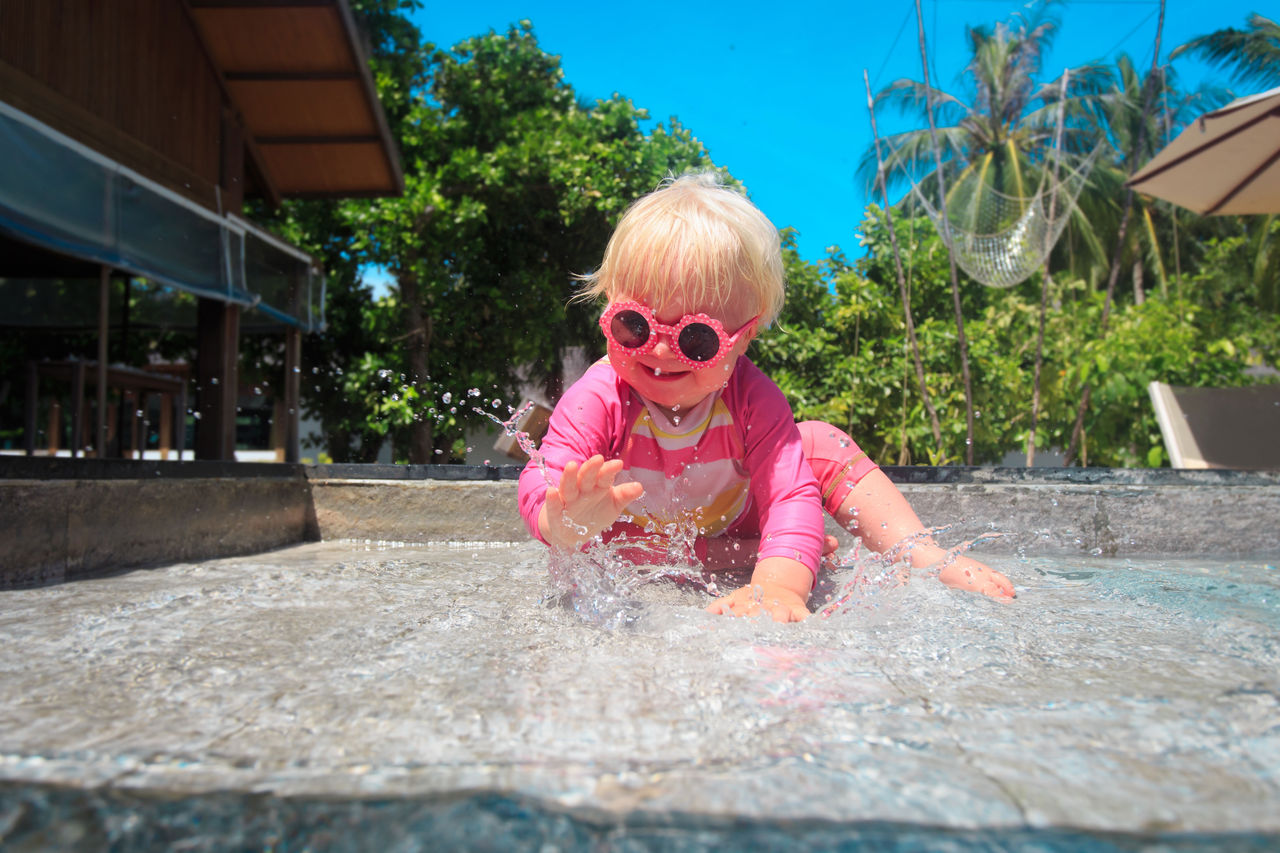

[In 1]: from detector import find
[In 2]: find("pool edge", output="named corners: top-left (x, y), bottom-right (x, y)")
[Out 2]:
top-left (3, 459), bottom-right (1278, 586)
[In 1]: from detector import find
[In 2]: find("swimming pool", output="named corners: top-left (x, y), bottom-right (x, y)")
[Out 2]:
top-left (1, 535), bottom-right (1276, 849)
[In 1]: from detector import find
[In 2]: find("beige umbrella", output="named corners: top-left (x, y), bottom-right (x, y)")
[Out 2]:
top-left (1126, 86), bottom-right (1280, 215)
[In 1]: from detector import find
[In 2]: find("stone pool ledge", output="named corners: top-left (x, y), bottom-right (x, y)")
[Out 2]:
top-left (3, 457), bottom-right (1278, 587)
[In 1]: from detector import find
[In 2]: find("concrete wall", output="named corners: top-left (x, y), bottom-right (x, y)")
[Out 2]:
top-left (308, 479), bottom-right (525, 543)
top-left (3, 459), bottom-right (1278, 587)
top-left (1, 459), bottom-right (311, 587)
top-left (307, 474), bottom-right (1280, 559)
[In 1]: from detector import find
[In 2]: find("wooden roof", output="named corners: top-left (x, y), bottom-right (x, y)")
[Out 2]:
top-left (187, 0), bottom-right (404, 200)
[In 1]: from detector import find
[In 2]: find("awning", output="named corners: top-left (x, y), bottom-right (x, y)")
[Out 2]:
top-left (187, 0), bottom-right (405, 199)
top-left (0, 101), bottom-right (324, 332)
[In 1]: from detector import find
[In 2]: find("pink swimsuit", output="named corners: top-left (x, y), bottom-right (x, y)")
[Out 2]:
top-left (518, 357), bottom-right (877, 580)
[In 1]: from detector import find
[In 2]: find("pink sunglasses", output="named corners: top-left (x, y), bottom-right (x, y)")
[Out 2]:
top-left (599, 301), bottom-right (758, 369)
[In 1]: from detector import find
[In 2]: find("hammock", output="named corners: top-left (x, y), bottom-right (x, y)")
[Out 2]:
top-left (904, 144), bottom-right (1103, 289)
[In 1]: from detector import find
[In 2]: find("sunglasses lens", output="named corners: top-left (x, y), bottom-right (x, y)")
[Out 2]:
top-left (678, 322), bottom-right (721, 362)
top-left (611, 310), bottom-right (650, 349)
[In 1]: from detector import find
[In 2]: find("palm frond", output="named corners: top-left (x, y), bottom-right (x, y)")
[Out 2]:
top-left (1170, 14), bottom-right (1280, 90)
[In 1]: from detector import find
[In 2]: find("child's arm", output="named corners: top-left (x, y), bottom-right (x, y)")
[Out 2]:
top-left (702, 535), bottom-right (840, 571)
top-left (838, 468), bottom-right (1014, 599)
top-left (537, 454), bottom-right (644, 552)
top-left (704, 556), bottom-right (813, 623)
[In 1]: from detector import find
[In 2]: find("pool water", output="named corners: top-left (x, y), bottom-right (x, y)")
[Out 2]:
top-left (0, 539), bottom-right (1277, 849)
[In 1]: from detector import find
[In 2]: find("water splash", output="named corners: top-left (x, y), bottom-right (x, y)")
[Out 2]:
top-left (473, 399), bottom-right (547, 483)
top-left (816, 526), bottom-right (1006, 619)
top-left (540, 508), bottom-right (717, 630)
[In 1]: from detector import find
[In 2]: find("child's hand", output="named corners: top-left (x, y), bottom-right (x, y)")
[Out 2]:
top-left (705, 556), bottom-right (813, 623)
top-left (820, 534), bottom-right (840, 569)
top-left (937, 554), bottom-right (1016, 600)
top-left (540, 455), bottom-right (644, 552)
top-left (706, 582), bottom-right (810, 623)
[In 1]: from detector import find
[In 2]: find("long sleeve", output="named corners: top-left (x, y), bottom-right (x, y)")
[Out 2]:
top-left (726, 359), bottom-right (825, 577)
top-left (517, 362), bottom-right (630, 542)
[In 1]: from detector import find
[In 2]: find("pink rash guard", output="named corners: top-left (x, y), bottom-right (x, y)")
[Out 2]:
top-left (518, 356), bottom-right (826, 580)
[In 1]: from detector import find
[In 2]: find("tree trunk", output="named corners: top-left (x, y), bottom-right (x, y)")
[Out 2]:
top-left (863, 69), bottom-right (943, 449)
top-left (914, 0), bottom-right (976, 464)
top-left (1065, 0), bottom-right (1165, 466)
top-left (398, 267), bottom-right (435, 464)
top-left (1028, 70), bottom-right (1070, 467)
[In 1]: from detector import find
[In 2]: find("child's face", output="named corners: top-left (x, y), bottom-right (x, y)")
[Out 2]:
top-left (605, 290), bottom-right (757, 417)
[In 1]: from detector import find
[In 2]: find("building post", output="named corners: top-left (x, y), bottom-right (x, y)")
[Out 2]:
top-left (284, 326), bottom-right (301, 463)
top-left (195, 297), bottom-right (240, 460)
top-left (96, 265), bottom-right (109, 457)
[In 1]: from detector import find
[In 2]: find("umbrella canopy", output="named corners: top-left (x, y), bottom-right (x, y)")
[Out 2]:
top-left (1126, 86), bottom-right (1280, 215)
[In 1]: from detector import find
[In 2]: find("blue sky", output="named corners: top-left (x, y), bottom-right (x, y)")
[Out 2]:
top-left (411, 0), bottom-right (1262, 264)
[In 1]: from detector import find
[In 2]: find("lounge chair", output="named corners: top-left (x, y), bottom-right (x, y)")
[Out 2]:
top-left (1148, 381), bottom-right (1280, 469)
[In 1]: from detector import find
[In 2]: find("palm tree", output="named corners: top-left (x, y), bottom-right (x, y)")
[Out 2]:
top-left (1170, 13), bottom-right (1280, 91)
top-left (1066, 55), bottom-right (1230, 300)
top-left (862, 3), bottom-right (1110, 217)
top-left (860, 0), bottom-right (1108, 464)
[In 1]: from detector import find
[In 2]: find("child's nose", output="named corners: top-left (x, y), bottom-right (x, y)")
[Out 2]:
top-left (651, 336), bottom-right (677, 358)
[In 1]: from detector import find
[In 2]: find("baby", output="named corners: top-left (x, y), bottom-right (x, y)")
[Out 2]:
top-left (517, 173), bottom-right (1014, 622)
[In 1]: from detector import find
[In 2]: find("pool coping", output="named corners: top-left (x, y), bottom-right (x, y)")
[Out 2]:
top-left (5, 455), bottom-right (1280, 485)
top-left (3, 457), bottom-right (1278, 587)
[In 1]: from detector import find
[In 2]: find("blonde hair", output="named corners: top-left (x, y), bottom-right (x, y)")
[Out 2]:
top-left (577, 172), bottom-right (785, 327)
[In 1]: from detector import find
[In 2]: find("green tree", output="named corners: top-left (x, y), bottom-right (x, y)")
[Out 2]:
top-left (1067, 55), bottom-right (1231, 302)
top-left (257, 13), bottom-right (718, 463)
top-left (244, 0), bottom-right (429, 462)
top-left (1170, 13), bottom-right (1280, 91)
top-left (863, 3), bottom-right (1109, 209)
top-left (861, 0), bottom-right (1112, 462)
top-left (349, 21), bottom-right (717, 462)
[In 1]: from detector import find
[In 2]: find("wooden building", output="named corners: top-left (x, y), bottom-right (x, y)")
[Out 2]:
top-left (0, 0), bottom-right (403, 460)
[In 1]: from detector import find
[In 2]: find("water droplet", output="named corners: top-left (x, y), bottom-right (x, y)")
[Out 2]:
top-left (442, 392), bottom-right (452, 404)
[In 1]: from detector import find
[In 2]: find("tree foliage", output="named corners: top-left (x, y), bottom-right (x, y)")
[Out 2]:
top-left (263, 14), bottom-right (715, 462)
top-left (1170, 13), bottom-right (1280, 92)
top-left (752, 210), bottom-right (1272, 468)
top-left (258, 2), bottom-right (1276, 470)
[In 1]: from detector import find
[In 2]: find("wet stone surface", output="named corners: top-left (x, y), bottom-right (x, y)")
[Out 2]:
top-left (0, 540), bottom-right (1278, 844)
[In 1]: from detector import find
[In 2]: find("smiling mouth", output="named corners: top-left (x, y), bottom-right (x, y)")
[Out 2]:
top-left (641, 363), bottom-right (689, 380)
